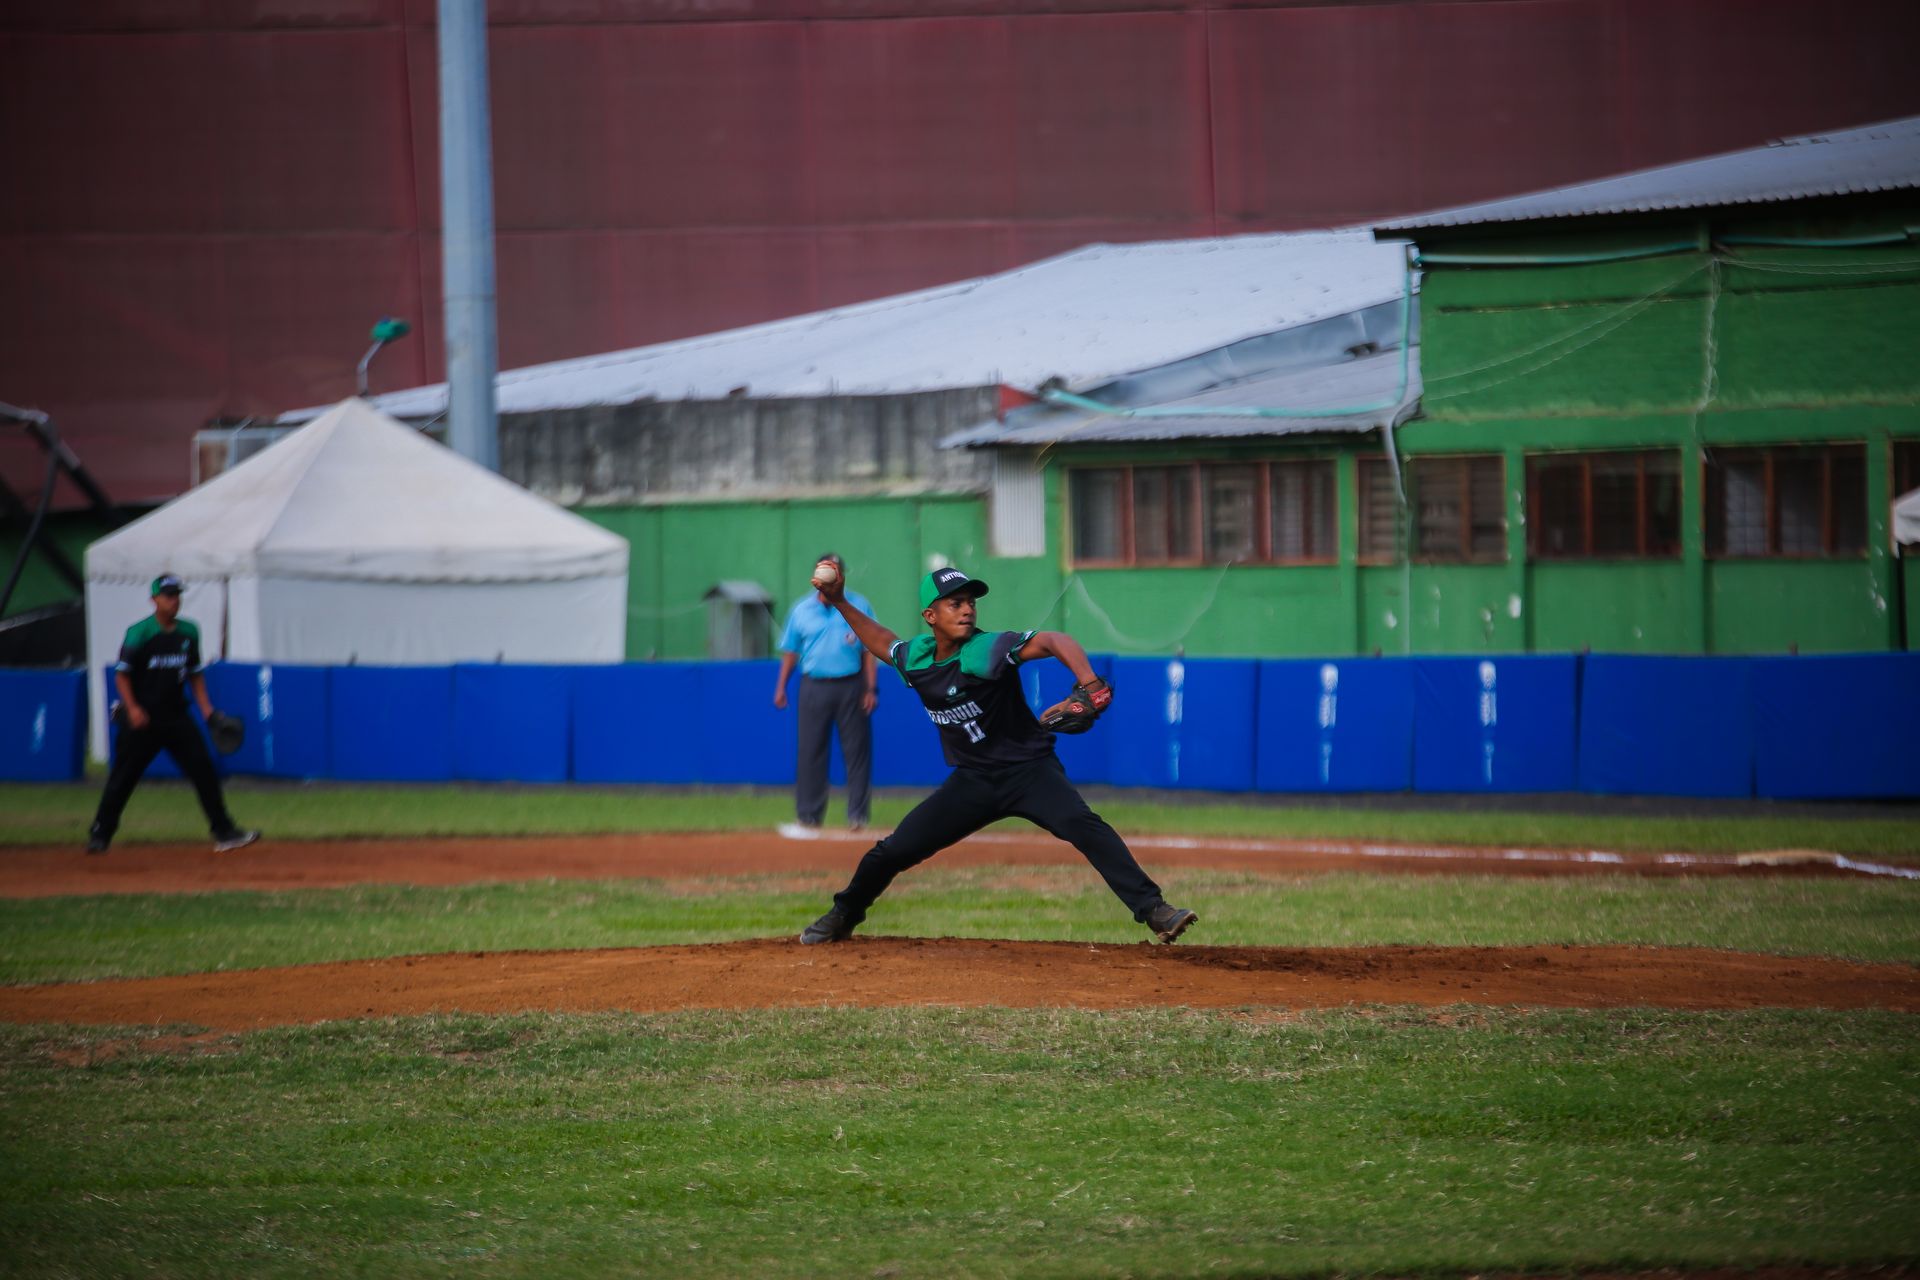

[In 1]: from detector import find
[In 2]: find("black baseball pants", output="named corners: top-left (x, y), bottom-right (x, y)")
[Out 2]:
top-left (796, 674), bottom-right (871, 827)
top-left (832, 752), bottom-right (1164, 922)
top-left (90, 716), bottom-right (236, 842)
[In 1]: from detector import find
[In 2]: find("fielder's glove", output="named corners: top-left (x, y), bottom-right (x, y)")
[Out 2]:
top-left (1040, 678), bottom-right (1112, 736)
top-left (206, 710), bottom-right (245, 755)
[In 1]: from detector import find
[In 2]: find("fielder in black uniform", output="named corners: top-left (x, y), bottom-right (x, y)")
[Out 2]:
top-left (86, 574), bottom-right (259, 855)
top-left (800, 564), bottom-right (1196, 945)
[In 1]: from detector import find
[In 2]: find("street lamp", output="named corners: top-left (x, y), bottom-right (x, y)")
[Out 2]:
top-left (356, 316), bottom-right (412, 396)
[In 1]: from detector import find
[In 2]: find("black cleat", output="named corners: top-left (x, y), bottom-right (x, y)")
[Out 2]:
top-left (800, 906), bottom-right (862, 945)
top-left (1146, 903), bottom-right (1198, 944)
top-left (85, 835), bottom-right (110, 855)
top-left (212, 828), bottom-right (260, 853)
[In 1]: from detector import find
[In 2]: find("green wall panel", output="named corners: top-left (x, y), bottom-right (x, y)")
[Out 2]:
top-left (784, 500), bottom-right (920, 622)
top-left (1357, 567), bottom-right (1411, 656)
top-left (1060, 565), bottom-right (1353, 657)
top-left (1424, 243), bottom-right (1711, 309)
top-left (1528, 561), bottom-right (1695, 653)
top-left (1423, 286), bottom-right (1709, 421)
top-left (1357, 564), bottom-right (1523, 653)
top-left (578, 507), bottom-right (666, 659)
top-left (1714, 281), bottom-right (1920, 408)
top-left (655, 505), bottom-right (788, 657)
top-left (1707, 560), bottom-right (1885, 654)
top-left (1403, 564), bottom-right (1527, 653)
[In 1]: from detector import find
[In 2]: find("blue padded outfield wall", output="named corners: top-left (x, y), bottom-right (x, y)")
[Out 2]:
top-left (329, 667), bottom-right (455, 782)
top-left (0, 668), bottom-right (86, 781)
top-left (1413, 656), bottom-right (1580, 794)
top-left (1578, 656), bottom-right (1754, 798)
top-left (21, 652), bottom-right (1915, 799)
top-left (1256, 658), bottom-right (1415, 793)
top-left (1752, 654), bottom-right (1920, 800)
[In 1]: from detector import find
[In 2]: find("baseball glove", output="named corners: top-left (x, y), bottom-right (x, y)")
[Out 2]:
top-left (1040, 678), bottom-right (1113, 736)
top-left (206, 709), bottom-right (245, 755)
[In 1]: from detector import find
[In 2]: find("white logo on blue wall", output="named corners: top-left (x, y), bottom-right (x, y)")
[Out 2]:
top-left (1477, 661), bottom-right (1498, 784)
top-left (32, 704), bottom-right (46, 755)
top-left (1317, 664), bottom-right (1339, 784)
top-left (258, 666), bottom-right (275, 771)
top-left (1165, 659), bottom-right (1185, 785)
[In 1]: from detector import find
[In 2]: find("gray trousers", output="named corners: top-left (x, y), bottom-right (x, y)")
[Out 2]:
top-left (796, 675), bottom-right (871, 827)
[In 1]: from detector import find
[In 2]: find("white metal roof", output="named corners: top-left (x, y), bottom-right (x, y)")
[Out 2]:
top-left (280, 231), bottom-right (1410, 423)
top-left (1378, 114), bottom-right (1920, 232)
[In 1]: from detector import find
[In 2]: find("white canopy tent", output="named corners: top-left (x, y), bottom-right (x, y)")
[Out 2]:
top-left (84, 399), bottom-right (628, 759)
top-left (1897, 487), bottom-right (1920, 550)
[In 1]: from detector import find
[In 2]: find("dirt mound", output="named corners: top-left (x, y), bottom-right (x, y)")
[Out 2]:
top-left (4, 939), bottom-right (1915, 1030)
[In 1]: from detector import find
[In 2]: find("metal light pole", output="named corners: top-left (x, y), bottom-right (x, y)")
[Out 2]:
top-left (357, 316), bottom-right (412, 396)
top-left (438, 0), bottom-right (499, 470)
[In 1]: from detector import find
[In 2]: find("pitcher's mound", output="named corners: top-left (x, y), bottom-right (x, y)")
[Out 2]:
top-left (4, 938), bottom-right (1917, 1030)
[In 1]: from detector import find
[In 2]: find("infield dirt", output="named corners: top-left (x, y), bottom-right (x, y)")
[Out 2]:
top-left (1, 831), bottom-right (1913, 1028)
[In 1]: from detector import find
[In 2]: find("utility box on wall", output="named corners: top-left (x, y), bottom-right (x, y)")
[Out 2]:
top-left (703, 581), bottom-right (773, 660)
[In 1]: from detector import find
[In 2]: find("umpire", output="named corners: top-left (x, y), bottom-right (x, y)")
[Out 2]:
top-left (798, 563), bottom-right (1197, 946)
top-left (86, 574), bottom-right (259, 855)
top-left (772, 553), bottom-right (878, 833)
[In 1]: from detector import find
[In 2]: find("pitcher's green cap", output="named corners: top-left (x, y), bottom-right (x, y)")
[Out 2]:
top-left (150, 574), bottom-right (184, 596)
top-left (920, 566), bottom-right (988, 610)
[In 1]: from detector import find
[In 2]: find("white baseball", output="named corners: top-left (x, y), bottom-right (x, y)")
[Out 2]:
top-left (812, 560), bottom-right (840, 586)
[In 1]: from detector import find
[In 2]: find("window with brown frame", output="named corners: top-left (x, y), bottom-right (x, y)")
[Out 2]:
top-left (1356, 455), bottom-right (1401, 563)
top-left (1705, 444), bottom-right (1866, 558)
top-left (1270, 458), bottom-right (1337, 561)
top-left (1411, 455), bottom-right (1506, 562)
top-left (1527, 450), bottom-right (1681, 559)
top-left (1068, 460), bottom-right (1335, 566)
top-left (1896, 439), bottom-right (1920, 500)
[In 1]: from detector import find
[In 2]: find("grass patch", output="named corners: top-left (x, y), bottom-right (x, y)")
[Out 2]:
top-left (3, 868), bottom-right (1916, 984)
top-left (4, 780), bottom-right (1919, 856)
top-left (1, 1006), bottom-right (1916, 1278)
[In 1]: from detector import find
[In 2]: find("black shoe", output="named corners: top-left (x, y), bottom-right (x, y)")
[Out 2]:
top-left (212, 828), bottom-right (260, 853)
top-left (1145, 903), bottom-right (1198, 944)
top-left (85, 834), bottom-right (109, 855)
top-left (800, 906), bottom-right (862, 945)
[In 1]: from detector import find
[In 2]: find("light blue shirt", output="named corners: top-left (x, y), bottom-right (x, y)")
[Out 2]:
top-left (778, 592), bottom-right (874, 678)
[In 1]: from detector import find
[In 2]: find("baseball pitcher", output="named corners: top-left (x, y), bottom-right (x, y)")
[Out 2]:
top-left (799, 562), bottom-right (1197, 945)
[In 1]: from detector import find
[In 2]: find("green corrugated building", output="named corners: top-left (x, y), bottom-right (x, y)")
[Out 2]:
top-left (919, 115), bottom-right (1920, 658)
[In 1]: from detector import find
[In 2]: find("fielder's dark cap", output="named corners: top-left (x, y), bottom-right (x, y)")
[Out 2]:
top-left (920, 566), bottom-right (988, 610)
top-left (150, 574), bottom-right (184, 596)
top-left (817, 551), bottom-right (844, 567)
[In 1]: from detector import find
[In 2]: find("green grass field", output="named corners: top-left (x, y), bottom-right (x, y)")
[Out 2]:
top-left (6, 779), bottom-right (1920, 856)
top-left (2, 785), bottom-right (1917, 1277)
top-left (5, 1008), bottom-right (1916, 1279)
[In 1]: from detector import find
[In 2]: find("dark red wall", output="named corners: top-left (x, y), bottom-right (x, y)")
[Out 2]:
top-left (4, 0), bottom-right (1917, 501)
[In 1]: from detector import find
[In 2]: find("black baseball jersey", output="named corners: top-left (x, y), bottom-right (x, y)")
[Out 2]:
top-left (116, 616), bottom-right (204, 720)
top-left (889, 628), bottom-right (1052, 769)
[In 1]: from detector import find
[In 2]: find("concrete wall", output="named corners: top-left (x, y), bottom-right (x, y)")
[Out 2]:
top-left (499, 390), bottom-right (995, 506)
